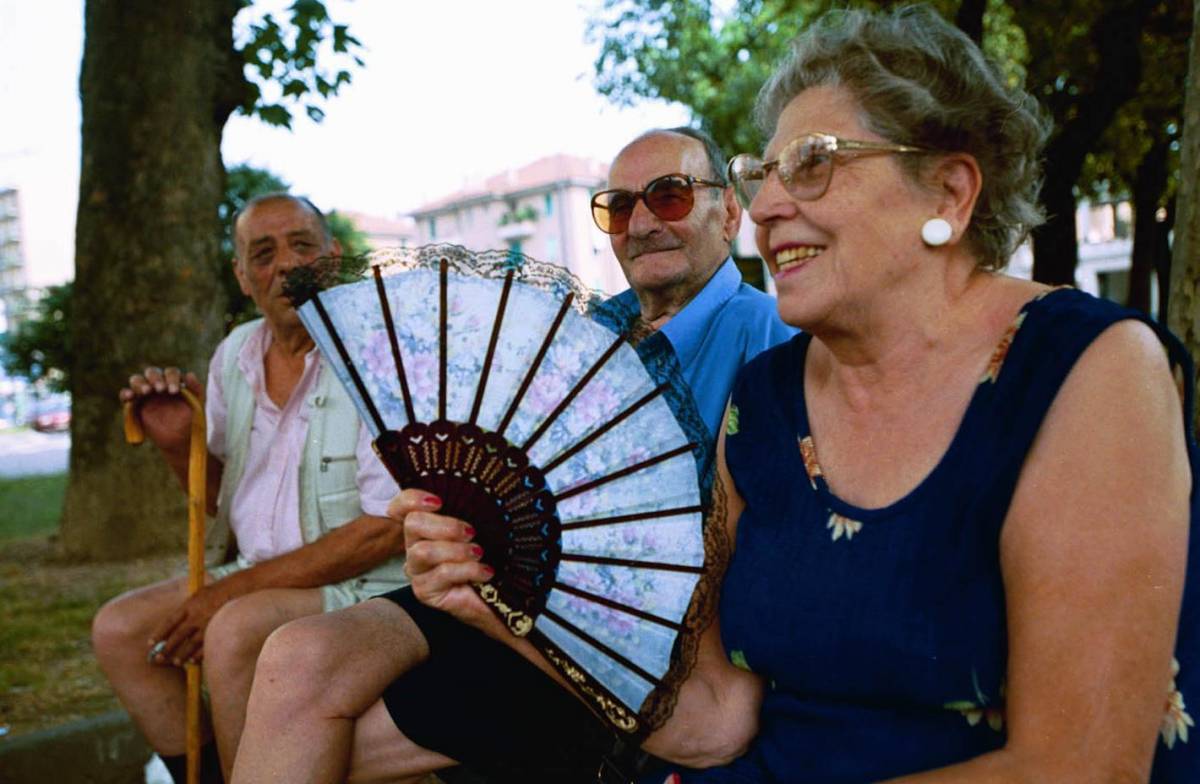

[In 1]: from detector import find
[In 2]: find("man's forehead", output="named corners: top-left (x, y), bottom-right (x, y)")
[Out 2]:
top-left (609, 132), bottom-right (704, 187)
top-left (237, 199), bottom-right (321, 243)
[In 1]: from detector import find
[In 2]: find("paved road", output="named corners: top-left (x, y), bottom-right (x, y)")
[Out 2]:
top-left (0, 429), bottom-right (69, 477)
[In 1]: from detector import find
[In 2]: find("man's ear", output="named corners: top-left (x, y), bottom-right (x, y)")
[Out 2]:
top-left (330, 237), bottom-right (343, 258)
top-left (231, 256), bottom-right (252, 296)
top-left (927, 153), bottom-right (982, 242)
top-left (721, 186), bottom-right (742, 244)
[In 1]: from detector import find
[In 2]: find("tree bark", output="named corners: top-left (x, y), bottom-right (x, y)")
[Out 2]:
top-left (64, 0), bottom-right (246, 560)
top-left (1029, 0), bottom-right (1156, 285)
top-left (1169, 0), bottom-right (1200, 436)
top-left (1127, 134), bottom-right (1169, 316)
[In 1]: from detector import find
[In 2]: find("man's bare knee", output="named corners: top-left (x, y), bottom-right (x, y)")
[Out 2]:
top-left (92, 577), bottom-right (187, 661)
top-left (205, 594), bottom-right (268, 667)
top-left (254, 617), bottom-right (344, 706)
top-left (205, 589), bottom-right (323, 683)
top-left (257, 611), bottom-right (401, 720)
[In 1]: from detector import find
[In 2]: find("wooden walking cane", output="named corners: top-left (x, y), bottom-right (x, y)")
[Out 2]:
top-left (124, 390), bottom-right (206, 784)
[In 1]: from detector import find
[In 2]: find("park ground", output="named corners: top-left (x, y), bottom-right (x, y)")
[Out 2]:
top-left (0, 466), bottom-right (184, 740)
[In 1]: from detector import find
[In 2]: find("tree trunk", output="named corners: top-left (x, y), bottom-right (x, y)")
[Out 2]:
top-left (1168, 0), bottom-right (1200, 436)
top-left (1127, 134), bottom-right (1169, 316)
top-left (64, 0), bottom-right (246, 560)
top-left (1030, 177), bottom-right (1080, 286)
top-left (1029, 0), bottom-right (1156, 284)
top-left (955, 0), bottom-right (986, 45)
top-left (1157, 196), bottom-right (1175, 324)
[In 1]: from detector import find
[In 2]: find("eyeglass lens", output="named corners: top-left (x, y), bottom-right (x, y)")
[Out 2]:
top-left (592, 175), bottom-right (697, 234)
top-left (730, 136), bottom-right (835, 209)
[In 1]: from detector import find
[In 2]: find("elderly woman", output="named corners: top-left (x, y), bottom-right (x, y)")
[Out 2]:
top-left (393, 6), bottom-right (1197, 784)
top-left (650, 5), bottom-right (1198, 782)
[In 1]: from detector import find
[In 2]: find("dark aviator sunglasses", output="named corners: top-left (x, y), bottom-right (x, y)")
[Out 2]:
top-left (590, 173), bottom-right (725, 235)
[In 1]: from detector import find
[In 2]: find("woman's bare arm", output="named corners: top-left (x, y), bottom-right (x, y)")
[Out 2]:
top-left (885, 320), bottom-right (1190, 782)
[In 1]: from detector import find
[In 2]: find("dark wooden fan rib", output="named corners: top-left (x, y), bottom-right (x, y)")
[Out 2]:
top-left (469, 270), bottom-right (515, 425)
top-left (551, 581), bottom-right (684, 631)
top-left (559, 553), bottom-right (704, 575)
top-left (555, 442), bottom-right (696, 501)
top-left (521, 333), bottom-right (626, 453)
top-left (373, 266), bottom-right (416, 425)
top-left (311, 293), bottom-right (386, 433)
top-left (438, 257), bottom-right (448, 422)
top-left (541, 383), bottom-right (668, 474)
top-left (561, 505), bottom-right (705, 531)
top-left (540, 608), bottom-right (662, 689)
top-left (497, 293), bottom-right (575, 438)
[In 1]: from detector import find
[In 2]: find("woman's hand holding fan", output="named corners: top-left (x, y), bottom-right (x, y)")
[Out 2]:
top-left (390, 488), bottom-right (496, 631)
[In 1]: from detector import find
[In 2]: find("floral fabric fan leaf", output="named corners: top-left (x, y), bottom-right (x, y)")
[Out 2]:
top-left (286, 245), bottom-right (708, 737)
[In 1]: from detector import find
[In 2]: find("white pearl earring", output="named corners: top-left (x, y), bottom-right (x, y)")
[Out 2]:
top-left (921, 218), bottom-right (952, 247)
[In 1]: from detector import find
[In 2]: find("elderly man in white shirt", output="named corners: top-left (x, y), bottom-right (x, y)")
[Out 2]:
top-left (93, 193), bottom-right (407, 784)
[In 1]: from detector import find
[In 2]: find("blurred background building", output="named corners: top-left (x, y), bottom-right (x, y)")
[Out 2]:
top-left (0, 186), bottom-right (32, 427)
top-left (407, 154), bottom-right (626, 294)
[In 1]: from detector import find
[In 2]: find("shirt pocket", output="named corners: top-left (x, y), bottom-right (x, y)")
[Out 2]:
top-left (317, 453), bottom-right (357, 490)
top-left (315, 452), bottom-right (359, 527)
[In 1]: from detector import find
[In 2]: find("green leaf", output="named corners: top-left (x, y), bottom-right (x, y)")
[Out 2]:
top-left (282, 79), bottom-right (307, 98)
top-left (256, 103), bottom-right (293, 129)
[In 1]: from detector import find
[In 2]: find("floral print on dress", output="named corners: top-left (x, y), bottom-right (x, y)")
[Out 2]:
top-left (979, 312), bottom-right (1026, 385)
top-left (1163, 657), bottom-right (1194, 749)
top-left (726, 404), bottom-right (740, 436)
top-left (730, 649), bottom-right (752, 672)
top-left (945, 672), bottom-right (1005, 732)
top-left (827, 512), bottom-right (862, 541)
top-left (798, 435), bottom-right (823, 489)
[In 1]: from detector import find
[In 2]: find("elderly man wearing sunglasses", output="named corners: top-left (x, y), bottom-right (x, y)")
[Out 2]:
top-left (589, 126), bottom-right (797, 441)
top-left (228, 128), bottom-right (795, 784)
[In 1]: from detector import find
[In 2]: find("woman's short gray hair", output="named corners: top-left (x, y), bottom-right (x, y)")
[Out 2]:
top-left (755, 5), bottom-right (1051, 269)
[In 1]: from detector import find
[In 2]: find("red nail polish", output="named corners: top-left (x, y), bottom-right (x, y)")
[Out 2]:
top-left (422, 494), bottom-right (441, 507)
top-left (668, 773), bottom-right (682, 784)
top-left (470, 544), bottom-right (484, 559)
top-left (482, 565), bottom-right (495, 577)
top-left (463, 524), bottom-right (476, 538)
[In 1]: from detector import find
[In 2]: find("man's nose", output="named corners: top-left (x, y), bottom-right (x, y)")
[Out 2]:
top-left (276, 247), bottom-right (305, 271)
top-left (625, 196), bottom-right (662, 237)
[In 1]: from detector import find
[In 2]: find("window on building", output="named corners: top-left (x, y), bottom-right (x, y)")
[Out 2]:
top-left (545, 235), bottom-right (559, 262)
top-left (544, 193), bottom-right (554, 217)
top-left (428, 217), bottom-right (437, 239)
top-left (507, 239), bottom-right (523, 268)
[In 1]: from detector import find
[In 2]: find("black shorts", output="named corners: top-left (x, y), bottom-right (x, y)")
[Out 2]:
top-left (379, 586), bottom-right (622, 783)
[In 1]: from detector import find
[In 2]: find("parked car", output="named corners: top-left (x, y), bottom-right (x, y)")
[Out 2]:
top-left (29, 394), bottom-right (71, 432)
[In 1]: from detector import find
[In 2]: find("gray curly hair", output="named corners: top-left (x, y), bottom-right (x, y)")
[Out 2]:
top-left (755, 5), bottom-right (1051, 269)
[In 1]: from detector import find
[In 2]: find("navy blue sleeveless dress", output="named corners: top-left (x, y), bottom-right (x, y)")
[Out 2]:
top-left (683, 288), bottom-right (1199, 782)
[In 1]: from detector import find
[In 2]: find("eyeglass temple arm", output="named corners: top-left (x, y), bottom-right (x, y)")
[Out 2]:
top-left (834, 139), bottom-right (926, 153)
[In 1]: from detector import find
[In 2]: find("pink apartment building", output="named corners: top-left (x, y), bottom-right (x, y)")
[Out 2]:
top-left (408, 154), bottom-right (627, 294)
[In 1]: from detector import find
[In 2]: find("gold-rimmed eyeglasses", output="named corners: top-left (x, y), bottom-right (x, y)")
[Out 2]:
top-left (726, 133), bottom-right (928, 208)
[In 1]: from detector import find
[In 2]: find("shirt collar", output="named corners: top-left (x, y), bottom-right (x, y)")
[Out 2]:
top-left (659, 258), bottom-right (741, 369)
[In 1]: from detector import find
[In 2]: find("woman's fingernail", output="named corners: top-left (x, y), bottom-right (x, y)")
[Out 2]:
top-left (482, 565), bottom-right (495, 578)
top-left (668, 773), bottom-right (682, 784)
top-left (470, 544), bottom-right (484, 559)
top-left (463, 524), bottom-right (476, 538)
top-left (422, 494), bottom-right (441, 507)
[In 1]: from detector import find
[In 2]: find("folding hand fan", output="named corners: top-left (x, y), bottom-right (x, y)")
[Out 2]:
top-left (284, 244), bottom-right (715, 737)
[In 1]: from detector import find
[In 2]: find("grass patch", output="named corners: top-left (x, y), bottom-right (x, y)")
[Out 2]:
top-left (0, 472), bottom-right (67, 542)
top-left (0, 537), bottom-right (184, 736)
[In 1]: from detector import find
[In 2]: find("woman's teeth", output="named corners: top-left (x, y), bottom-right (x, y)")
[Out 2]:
top-left (776, 246), bottom-right (824, 269)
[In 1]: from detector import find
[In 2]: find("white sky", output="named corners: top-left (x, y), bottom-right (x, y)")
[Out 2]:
top-left (0, 0), bottom-right (690, 288)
